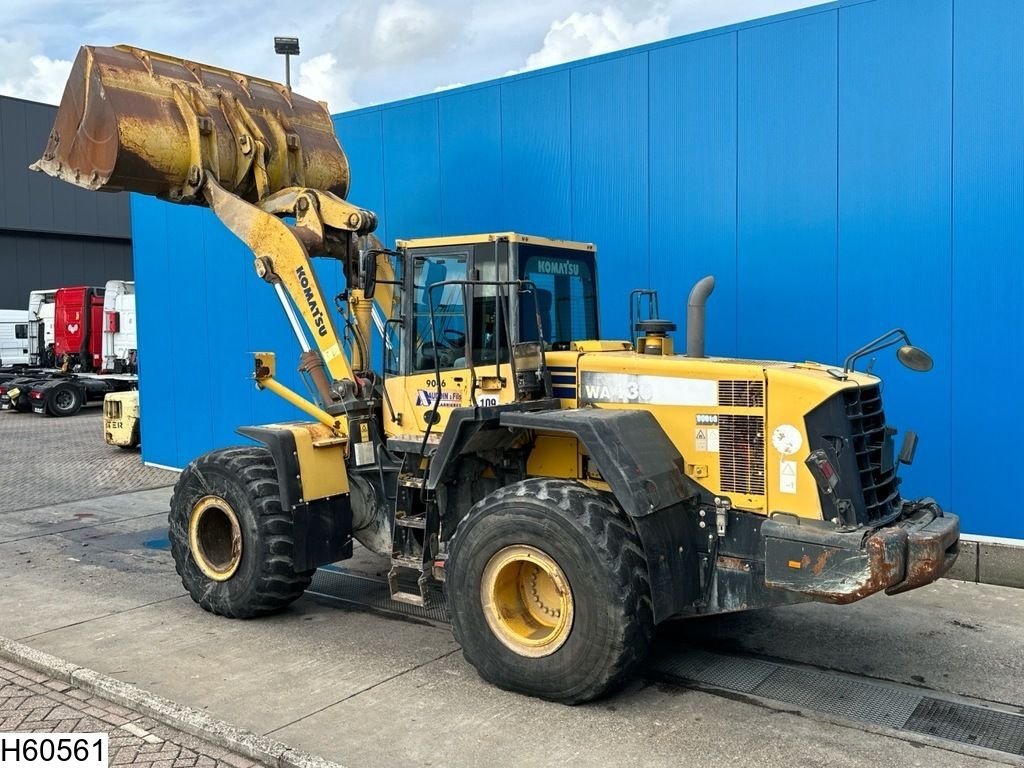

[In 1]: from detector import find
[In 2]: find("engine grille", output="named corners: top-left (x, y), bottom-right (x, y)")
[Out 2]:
top-left (718, 380), bottom-right (764, 407)
top-left (844, 384), bottom-right (901, 522)
top-left (719, 414), bottom-right (766, 495)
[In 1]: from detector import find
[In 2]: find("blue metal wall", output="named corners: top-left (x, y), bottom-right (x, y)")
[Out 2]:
top-left (131, 0), bottom-right (1024, 539)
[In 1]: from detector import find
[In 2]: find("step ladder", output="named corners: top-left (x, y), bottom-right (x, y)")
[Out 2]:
top-left (387, 455), bottom-right (441, 607)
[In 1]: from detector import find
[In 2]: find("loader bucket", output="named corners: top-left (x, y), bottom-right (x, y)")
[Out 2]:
top-left (31, 45), bottom-right (350, 204)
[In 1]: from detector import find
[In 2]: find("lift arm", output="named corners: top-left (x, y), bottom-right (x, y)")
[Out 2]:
top-left (31, 44), bottom-right (389, 435)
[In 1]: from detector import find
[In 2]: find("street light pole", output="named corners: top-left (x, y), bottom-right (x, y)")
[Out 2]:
top-left (273, 37), bottom-right (300, 89)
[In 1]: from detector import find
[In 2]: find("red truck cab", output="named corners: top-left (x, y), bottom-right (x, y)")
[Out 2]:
top-left (54, 286), bottom-right (104, 372)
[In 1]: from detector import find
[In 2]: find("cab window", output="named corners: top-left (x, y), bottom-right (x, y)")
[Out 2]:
top-left (411, 252), bottom-right (468, 373)
top-left (519, 246), bottom-right (599, 346)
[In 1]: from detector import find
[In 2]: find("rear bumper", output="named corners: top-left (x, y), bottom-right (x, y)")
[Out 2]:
top-left (762, 501), bottom-right (960, 604)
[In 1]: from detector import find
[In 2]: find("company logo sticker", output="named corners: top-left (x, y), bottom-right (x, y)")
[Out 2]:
top-left (415, 390), bottom-right (462, 407)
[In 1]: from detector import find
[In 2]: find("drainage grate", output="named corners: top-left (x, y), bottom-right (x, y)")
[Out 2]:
top-left (904, 699), bottom-right (1024, 756)
top-left (750, 665), bottom-right (922, 730)
top-left (650, 647), bottom-right (776, 694)
top-left (308, 568), bottom-right (1024, 758)
top-left (648, 648), bottom-right (1024, 758)
top-left (308, 567), bottom-right (450, 623)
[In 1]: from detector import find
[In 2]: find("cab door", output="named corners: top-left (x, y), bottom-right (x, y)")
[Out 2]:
top-left (382, 244), bottom-right (517, 439)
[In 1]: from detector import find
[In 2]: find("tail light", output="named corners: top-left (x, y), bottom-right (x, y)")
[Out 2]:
top-left (30, 390), bottom-right (44, 400)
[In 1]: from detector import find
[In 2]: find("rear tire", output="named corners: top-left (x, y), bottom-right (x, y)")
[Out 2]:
top-left (169, 446), bottom-right (313, 618)
top-left (445, 478), bottom-right (653, 704)
top-left (46, 385), bottom-right (81, 416)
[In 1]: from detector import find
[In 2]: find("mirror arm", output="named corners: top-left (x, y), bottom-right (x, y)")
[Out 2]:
top-left (843, 328), bottom-right (910, 373)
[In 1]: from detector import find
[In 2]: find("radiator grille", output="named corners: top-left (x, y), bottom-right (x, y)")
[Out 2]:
top-left (844, 384), bottom-right (901, 522)
top-left (719, 414), bottom-right (766, 495)
top-left (718, 380), bottom-right (764, 407)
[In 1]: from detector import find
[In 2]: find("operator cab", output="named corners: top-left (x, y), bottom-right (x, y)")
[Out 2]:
top-left (378, 233), bottom-right (599, 438)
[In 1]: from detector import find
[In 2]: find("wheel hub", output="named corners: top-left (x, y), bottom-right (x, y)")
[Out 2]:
top-left (188, 495), bottom-right (242, 581)
top-left (55, 390), bottom-right (73, 409)
top-left (481, 544), bottom-right (574, 658)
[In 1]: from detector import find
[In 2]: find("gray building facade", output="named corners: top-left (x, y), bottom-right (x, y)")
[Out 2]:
top-left (0, 95), bottom-right (132, 310)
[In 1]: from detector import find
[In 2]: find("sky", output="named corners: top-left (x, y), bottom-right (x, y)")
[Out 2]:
top-left (0, 0), bottom-right (825, 111)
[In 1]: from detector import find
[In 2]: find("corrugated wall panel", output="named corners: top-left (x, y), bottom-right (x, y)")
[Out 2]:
top-left (200, 213), bottom-right (255, 451)
top-left (570, 53), bottom-right (649, 339)
top-left (439, 86), bottom-right (503, 234)
top-left (132, 195), bottom-right (178, 467)
top-left (0, 99), bottom-right (31, 229)
top-left (737, 10), bottom-right (838, 364)
top-left (838, 0), bottom-right (953, 505)
top-left (164, 206), bottom-right (214, 466)
top-left (500, 71), bottom-right (572, 236)
top-left (335, 112), bottom-right (388, 245)
top-left (0, 96), bottom-right (130, 239)
top-left (132, 0), bottom-right (1024, 539)
top-left (649, 32), bottom-right (738, 357)
top-left (381, 100), bottom-right (442, 239)
top-left (952, 0), bottom-right (1024, 538)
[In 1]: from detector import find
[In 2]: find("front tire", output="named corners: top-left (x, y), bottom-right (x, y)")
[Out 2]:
top-left (445, 478), bottom-right (653, 704)
top-left (169, 446), bottom-right (313, 618)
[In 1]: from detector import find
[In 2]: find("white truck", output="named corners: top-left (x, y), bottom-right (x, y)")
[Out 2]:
top-left (27, 289), bottom-right (57, 366)
top-left (101, 280), bottom-right (137, 373)
top-left (0, 310), bottom-right (30, 367)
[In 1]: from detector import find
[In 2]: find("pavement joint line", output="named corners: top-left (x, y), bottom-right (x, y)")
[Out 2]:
top-left (16, 594), bottom-right (189, 643)
top-left (262, 647), bottom-right (461, 737)
top-left (0, 636), bottom-right (346, 768)
top-left (0, 509), bottom-right (171, 546)
top-left (2, 484), bottom-right (176, 518)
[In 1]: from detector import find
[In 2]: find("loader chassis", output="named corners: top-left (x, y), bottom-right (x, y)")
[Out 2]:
top-left (35, 44), bottom-right (959, 704)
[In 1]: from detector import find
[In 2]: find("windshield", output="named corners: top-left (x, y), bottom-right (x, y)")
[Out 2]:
top-left (519, 245), bottom-right (599, 346)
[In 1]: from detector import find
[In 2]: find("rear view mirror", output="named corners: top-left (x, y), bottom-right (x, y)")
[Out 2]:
top-left (897, 345), bottom-right (933, 372)
top-left (362, 250), bottom-right (378, 300)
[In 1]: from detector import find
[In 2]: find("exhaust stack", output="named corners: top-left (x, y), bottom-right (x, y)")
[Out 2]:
top-left (686, 275), bottom-right (715, 358)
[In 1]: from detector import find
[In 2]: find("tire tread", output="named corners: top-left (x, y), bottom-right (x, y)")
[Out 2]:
top-left (169, 446), bottom-right (312, 619)
top-left (448, 477), bottom-right (653, 704)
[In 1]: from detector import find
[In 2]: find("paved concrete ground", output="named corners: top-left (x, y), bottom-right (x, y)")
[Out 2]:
top-left (0, 657), bottom-right (261, 767)
top-left (1, 483), bottom-right (1021, 767)
top-left (0, 409), bottom-right (176, 513)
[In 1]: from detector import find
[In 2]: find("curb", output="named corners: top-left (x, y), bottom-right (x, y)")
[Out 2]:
top-left (0, 637), bottom-right (344, 768)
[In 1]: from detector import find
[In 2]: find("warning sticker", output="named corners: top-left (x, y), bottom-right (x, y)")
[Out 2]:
top-left (695, 427), bottom-right (720, 453)
top-left (780, 461), bottom-right (797, 494)
top-left (707, 427), bottom-right (719, 453)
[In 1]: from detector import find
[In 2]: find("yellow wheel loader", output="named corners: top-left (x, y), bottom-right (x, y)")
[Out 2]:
top-left (37, 45), bottom-right (960, 704)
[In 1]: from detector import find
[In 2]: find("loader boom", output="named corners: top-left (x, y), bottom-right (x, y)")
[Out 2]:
top-left (32, 44), bottom-right (388, 437)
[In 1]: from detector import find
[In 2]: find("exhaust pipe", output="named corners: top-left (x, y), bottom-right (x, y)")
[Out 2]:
top-left (686, 275), bottom-right (715, 358)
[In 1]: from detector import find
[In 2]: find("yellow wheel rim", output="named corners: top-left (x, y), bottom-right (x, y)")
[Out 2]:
top-left (481, 545), bottom-right (574, 658)
top-left (188, 495), bottom-right (242, 582)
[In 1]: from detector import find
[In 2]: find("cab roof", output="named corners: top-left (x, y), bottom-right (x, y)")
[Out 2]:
top-left (396, 232), bottom-right (595, 252)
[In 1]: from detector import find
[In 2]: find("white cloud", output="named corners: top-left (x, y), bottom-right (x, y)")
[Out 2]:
top-left (511, 7), bottom-right (669, 74)
top-left (432, 82), bottom-right (465, 93)
top-left (370, 1), bottom-right (452, 64)
top-left (296, 52), bottom-right (358, 112)
top-left (0, 37), bottom-right (72, 105)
